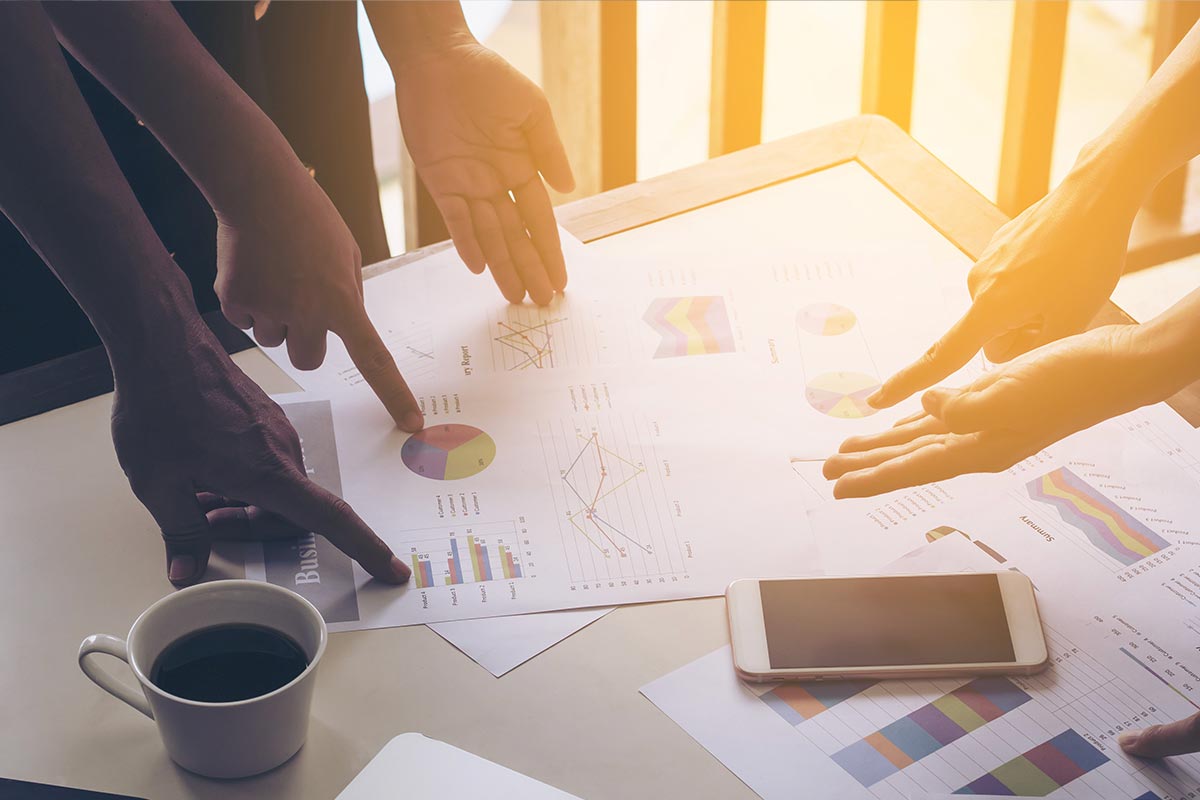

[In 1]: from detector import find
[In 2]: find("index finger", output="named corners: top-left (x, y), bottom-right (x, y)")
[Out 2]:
top-left (259, 473), bottom-right (410, 584)
top-left (336, 308), bottom-right (423, 432)
top-left (869, 298), bottom-right (1006, 409)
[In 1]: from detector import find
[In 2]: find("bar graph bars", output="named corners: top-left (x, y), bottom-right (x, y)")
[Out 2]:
top-left (407, 526), bottom-right (526, 589)
top-left (759, 680), bottom-right (878, 725)
top-left (953, 729), bottom-right (1108, 795)
top-left (832, 677), bottom-right (1033, 786)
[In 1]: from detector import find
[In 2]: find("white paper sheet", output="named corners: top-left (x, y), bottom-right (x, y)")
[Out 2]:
top-left (335, 734), bottom-right (578, 799)
top-left (238, 394), bottom-right (607, 675)
top-left (249, 163), bottom-right (1002, 629)
top-left (428, 607), bottom-right (611, 677)
top-left (642, 488), bottom-right (1200, 799)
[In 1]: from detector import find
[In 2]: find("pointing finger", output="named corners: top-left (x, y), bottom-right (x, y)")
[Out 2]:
top-left (256, 473), bottom-right (410, 584)
top-left (868, 298), bottom-right (1008, 409)
top-left (336, 308), bottom-right (423, 432)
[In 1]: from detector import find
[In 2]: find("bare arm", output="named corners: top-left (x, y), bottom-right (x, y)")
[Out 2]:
top-left (42, 0), bottom-right (424, 430)
top-left (363, 0), bottom-right (574, 306)
top-left (0, 2), bottom-right (407, 587)
top-left (870, 19), bottom-right (1200, 409)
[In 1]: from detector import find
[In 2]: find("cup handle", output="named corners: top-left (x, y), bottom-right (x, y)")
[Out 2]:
top-left (78, 634), bottom-right (154, 719)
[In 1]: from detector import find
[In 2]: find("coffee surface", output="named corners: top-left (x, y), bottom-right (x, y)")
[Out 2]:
top-left (150, 623), bottom-right (308, 703)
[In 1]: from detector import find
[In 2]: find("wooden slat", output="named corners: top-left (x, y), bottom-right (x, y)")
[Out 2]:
top-left (997, 0), bottom-right (1069, 216)
top-left (539, 0), bottom-right (637, 201)
top-left (1144, 0), bottom-right (1200, 222)
top-left (709, 0), bottom-right (766, 158)
top-left (861, 0), bottom-right (918, 131)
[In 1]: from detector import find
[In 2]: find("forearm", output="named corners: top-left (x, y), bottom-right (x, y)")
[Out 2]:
top-left (1073, 20), bottom-right (1200, 205)
top-left (1138, 286), bottom-right (1200, 385)
top-left (42, 0), bottom-right (304, 220)
top-left (363, 0), bottom-right (474, 70)
top-left (0, 3), bottom-right (202, 359)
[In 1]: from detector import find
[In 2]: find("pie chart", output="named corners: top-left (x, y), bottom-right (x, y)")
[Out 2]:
top-left (401, 424), bottom-right (496, 480)
top-left (797, 303), bottom-right (857, 336)
top-left (806, 371), bottom-right (881, 419)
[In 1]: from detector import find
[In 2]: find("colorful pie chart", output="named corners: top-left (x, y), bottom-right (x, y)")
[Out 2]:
top-left (797, 303), bottom-right (857, 336)
top-left (806, 371), bottom-right (881, 419)
top-left (401, 424), bottom-right (496, 480)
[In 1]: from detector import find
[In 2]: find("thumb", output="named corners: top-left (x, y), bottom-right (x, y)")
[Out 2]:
top-left (1120, 713), bottom-right (1200, 758)
top-left (132, 476), bottom-right (212, 586)
top-left (923, 372), bottom-right (1013, 434)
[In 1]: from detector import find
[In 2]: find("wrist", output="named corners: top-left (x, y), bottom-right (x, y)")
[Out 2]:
top-left (101, 274), bottom-right (219, 379)
top-left (370, 1), bottom-right (476, 71)
top-left (1125, 319), bottom-right (1200, 403)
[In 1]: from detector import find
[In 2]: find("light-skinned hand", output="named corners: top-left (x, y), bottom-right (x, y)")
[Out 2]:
top-left (394, 39), bottom-right (575, 306)
top-left (825, 325), bottom-right (1165, 498)
top-left (868, 165), bottom-right (1139, 410)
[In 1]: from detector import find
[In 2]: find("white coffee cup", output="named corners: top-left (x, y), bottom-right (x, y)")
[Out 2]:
top-left (78, 580), bottom-right (327, 779)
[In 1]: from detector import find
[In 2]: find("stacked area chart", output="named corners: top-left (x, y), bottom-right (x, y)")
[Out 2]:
top-left (643, 296), bottom-right (736, 358)
top-left (1026, 467), bottom-right (1170, 566)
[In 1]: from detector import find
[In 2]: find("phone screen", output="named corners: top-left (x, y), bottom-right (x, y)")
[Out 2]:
top-left (761, 574), bottom-right (1016, 669)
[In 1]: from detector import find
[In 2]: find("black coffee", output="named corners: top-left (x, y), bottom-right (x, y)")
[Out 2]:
top-left (150, 624), bottom-right (308, 703)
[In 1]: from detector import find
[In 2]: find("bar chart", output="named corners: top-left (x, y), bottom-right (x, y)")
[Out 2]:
top-left (832, 677), bottom-right (1033, 786)
top-left (749, 623), bottom-right (1200, 799)
top-left (400, 522), bottom-right (530, 590)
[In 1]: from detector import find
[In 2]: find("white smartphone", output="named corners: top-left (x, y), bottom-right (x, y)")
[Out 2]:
top-left (727, 572), bottom-right (1048, 682)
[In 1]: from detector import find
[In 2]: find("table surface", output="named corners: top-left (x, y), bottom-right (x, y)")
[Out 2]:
top-left (3, 115), bottom-right (1197, 800)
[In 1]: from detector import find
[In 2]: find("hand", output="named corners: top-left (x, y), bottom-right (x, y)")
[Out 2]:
top-left (212, 164), bottom-right (423, 431)
top-left (868, 164), bottom-right (1139, 410)
top-left (109, 327), bottom-right (411, 587)
top-left (825, 325), bottom-right (1163, 498)
top-left (394, 39), bottom-right (575, 306)
top-left (1120, 713), bottom-right (1200, 758)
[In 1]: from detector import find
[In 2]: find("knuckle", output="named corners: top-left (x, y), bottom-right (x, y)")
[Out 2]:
top-left (355, 343), bottom-right (397, 378)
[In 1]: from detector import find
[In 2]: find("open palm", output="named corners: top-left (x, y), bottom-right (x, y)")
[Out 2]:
top-left (396, 42), bottom-right (575, 306)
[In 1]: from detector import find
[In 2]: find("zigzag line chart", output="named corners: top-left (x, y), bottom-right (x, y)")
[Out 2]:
top-left (493, 317), bottom-right (565, 371)
top-left (540, 416), bottom-right (687, 585)
top-left (561, 432), bottom-right (652, 558)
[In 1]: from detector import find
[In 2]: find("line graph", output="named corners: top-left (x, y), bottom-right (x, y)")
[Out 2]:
top-left (540, 415), bottom-right (687, 585)
top-left (493, 317), bottom-right (565, 371)
top-left (561, 431), bottom-right (651, 558)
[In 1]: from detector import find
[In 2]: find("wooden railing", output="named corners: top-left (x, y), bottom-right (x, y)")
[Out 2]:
top-left (411, 0), bottom-right (1199, 274)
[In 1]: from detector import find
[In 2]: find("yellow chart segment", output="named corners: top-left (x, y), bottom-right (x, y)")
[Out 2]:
top-left (444, 434), bottom-right (498, 480)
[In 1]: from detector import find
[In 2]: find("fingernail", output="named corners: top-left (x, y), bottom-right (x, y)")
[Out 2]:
top-left (866, 389), bottom-right (886, 409)
top-left (391, 556), bottom-right (412, 582)
top-left (923, 389), bottom-right (951, 414)
top-left (168, 554), bottom-right (196, 583)
top-left (402, 411), bottom-right (424, 432)
top-left (1118, 730), bottom-right (1142, 750)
